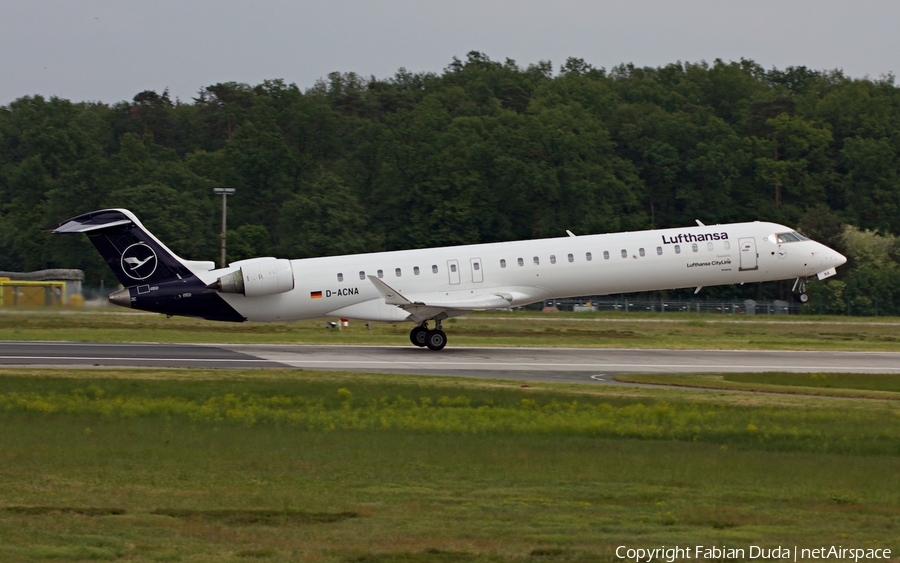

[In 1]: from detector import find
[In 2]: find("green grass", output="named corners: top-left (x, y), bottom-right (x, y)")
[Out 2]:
top-left (725, 372), bottom-right (900, 392)
top-left (1, 371), bottom-right (899, 455)
top-left (2, 308), bottom-right (900, 351)
top-left (616, 372), bottom-right (900, 399)
top-left (1, 369), bottom-right (899, 562)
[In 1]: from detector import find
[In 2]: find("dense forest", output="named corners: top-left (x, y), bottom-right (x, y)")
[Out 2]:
top-left (1, 53), bottom-right (899, 314)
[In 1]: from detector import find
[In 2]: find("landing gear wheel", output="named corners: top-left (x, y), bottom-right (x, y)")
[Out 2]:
top-left (410, 326), bottom-right (428, 347)
top-left (425, 329), bottom-right (447, 351)
top-left (799, 292), bottom-right (809, 303)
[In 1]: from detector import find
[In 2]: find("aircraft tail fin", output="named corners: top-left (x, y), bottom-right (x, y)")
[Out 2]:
top-left (53, 209), bottom-right (212, 288)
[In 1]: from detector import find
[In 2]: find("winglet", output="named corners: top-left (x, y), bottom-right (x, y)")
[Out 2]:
top-left (367, 275), bottom-right (411, 306)
top-left (566, 229), bottom-right (576, 237)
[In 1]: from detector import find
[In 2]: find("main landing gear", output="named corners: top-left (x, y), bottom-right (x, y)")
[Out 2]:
top-left (409, 320), bottom-right (447, 351)
top-left (793, 277), bottom-right (810, 303)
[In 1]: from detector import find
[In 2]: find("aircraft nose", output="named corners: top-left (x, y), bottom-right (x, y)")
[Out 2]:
top-left (833, 249), bottom-right (847, 267)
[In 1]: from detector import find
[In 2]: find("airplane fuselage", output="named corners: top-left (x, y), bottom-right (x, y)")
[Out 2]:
top-left (193, 221), bottom-right (844, 323)
top-left (54, 209), bottom-right (846, 349)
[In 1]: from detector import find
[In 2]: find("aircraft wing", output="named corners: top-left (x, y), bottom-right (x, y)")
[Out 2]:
top-left (367, 275), bottom-right (512, 319)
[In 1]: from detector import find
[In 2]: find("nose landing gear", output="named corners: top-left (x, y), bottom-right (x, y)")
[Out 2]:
top-left (409, 320), bottom-right (447, 351)
top-left (793, 277), bottom-right (810, 303)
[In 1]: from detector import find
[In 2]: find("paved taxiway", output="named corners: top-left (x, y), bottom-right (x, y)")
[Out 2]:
top-left (1, 341), bottom-right (899, 384)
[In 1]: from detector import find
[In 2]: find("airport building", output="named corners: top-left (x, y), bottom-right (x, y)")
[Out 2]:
top-left (0, 269), bottom-right (84, 307)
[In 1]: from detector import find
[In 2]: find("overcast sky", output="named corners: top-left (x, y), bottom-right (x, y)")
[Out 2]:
top-left (2, 0), bottom-right (899, 106)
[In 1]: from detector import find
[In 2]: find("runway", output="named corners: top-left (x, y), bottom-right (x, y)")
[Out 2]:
top-left (1, 341), bottom-right (899, 384)
top-left (0, 341), bottom-right (286, 369)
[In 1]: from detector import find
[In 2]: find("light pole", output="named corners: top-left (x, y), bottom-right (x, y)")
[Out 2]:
top-left (213, 187), bottom-right (235, 268)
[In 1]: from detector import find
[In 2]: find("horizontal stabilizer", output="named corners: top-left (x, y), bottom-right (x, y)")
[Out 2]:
top-left (53, 217), bottom-right (132, 233)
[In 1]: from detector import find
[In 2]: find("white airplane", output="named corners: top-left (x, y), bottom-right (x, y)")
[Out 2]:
top-left (54, 209), bottom-right (847, 350)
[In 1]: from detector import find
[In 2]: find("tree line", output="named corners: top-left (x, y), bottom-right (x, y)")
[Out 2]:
top-left (1, 53), bottom-right (899, 314)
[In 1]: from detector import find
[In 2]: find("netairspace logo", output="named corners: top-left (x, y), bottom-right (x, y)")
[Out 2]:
top-left (615, 545), bottom-right (892, 562)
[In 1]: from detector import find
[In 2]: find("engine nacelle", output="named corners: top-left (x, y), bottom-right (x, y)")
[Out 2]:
top-left (212, 258), bottom-right (295, 297)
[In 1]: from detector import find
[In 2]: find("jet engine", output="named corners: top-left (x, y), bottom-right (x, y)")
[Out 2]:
top-left (210, 258), bottom-right (295, 297)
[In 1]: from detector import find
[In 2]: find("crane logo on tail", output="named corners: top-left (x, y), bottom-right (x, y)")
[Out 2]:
top-left (121, 243), bottom-right (158, 281)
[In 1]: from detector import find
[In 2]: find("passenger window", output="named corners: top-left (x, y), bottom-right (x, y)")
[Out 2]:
top-left (656, 246), bottom-right (663, 255)
top-left (567, 253), bottom-right (574, 263)
top-left (724, 241), bottom-right (731, 250)
top-left (414, 266), bottom-right (420, 275)
top-left (534, 256), bottom-right (540, 265)
top-left (621, 249), bottom-right (627, 258)
top-left (675, 245), bottom-right (681, 254)
top-left (639, 248), bottom-right (645, 257)
top-left (518, 258), bottom-right (524, 266)
top-left (337, 273), bottom-right (343, 282)
top-left (586, 252), bottom-right (592, 261)
top-left (395, 268), bottom-right (401, 277)
top-left (450, 264), bottom-right (457, 272)
top-left (377, 269), bottom-right (384, 278)
top-left (473, 262), bottom-right (480, 270)
top-left (707, 241), bottom-right (714, 251)
top-left (359, 271), bottom-right (365, 280)
top-left (692, 243), bottom-right (699, 252)
top-left (432, 265), bottom-right (438, 274)
top-left (603, 251), bottom-right (610, 260)
top-left (500, 259), bottom-right (506, 268)
top-left (550, 255), bottom-right (556, 264)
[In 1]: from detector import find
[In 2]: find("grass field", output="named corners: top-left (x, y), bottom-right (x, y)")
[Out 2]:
top-left (2, 308), bottom-right (900, 351)
top-left (1, 310), bottom-right (899, 561)
top-left (616, 372), bottom-right (900, 399)
top-left (1, 368), bottom-right (899, 562)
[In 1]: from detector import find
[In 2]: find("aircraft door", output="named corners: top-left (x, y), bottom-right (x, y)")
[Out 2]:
top-left (739, 238), bottom-right (759, 271)
top-left (470, 258), bottom-right (483, 283)
top-left (447, 259), bottom-right (461, 285)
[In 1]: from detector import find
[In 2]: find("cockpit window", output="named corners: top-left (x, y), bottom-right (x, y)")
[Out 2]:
top-left (776, 232), bottom-right (808, 243)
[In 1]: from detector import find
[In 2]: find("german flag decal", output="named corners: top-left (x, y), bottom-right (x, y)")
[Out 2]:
top-left (310, 291), bottom-right (323, 299)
